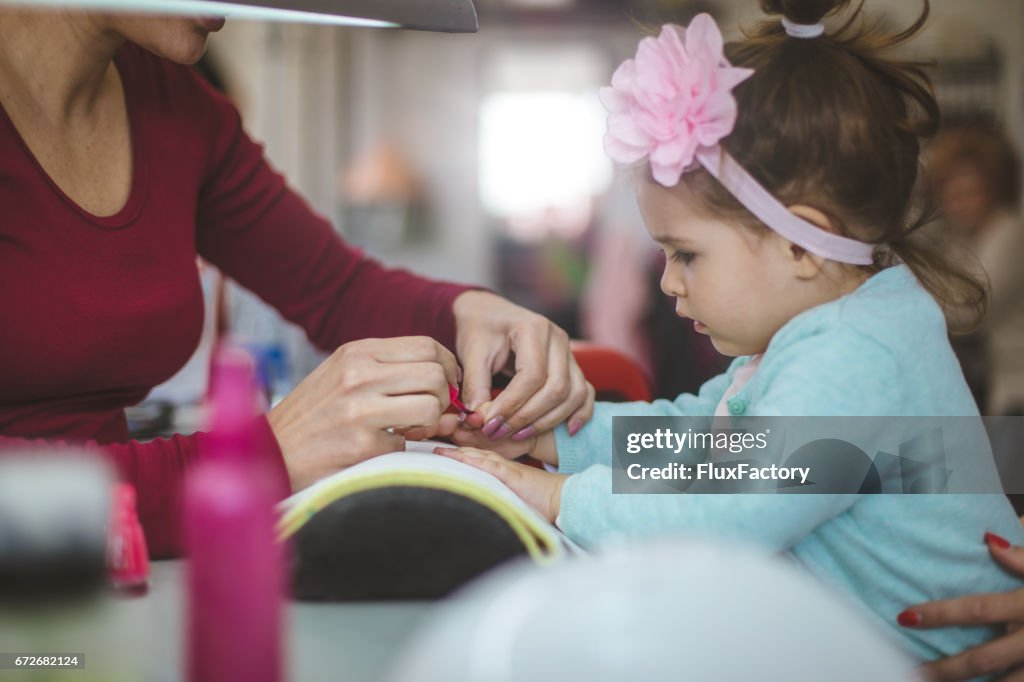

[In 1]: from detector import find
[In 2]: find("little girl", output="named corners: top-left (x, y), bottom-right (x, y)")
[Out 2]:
top-left (438, 0), bottom-right (1024, 667)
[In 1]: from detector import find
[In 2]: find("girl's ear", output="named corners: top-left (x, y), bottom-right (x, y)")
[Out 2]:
top-left (780, 205), bottom-right (832, 279)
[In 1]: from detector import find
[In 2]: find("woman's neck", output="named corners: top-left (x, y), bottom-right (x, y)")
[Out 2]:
top-left (0, 9), bottom-right (124, 124)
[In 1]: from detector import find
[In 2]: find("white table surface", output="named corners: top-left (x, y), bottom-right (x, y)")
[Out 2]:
top-left (0, 559), bottom-right (438, 682)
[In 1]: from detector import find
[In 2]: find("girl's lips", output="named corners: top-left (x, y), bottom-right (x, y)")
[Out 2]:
top-left (694, 320), bottom-right (707, 333)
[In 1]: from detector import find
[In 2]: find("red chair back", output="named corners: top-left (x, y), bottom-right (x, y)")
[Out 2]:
top-left (569, 341), bottom-right (652, 403)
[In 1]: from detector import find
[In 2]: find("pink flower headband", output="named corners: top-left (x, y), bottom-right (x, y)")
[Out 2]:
top-left (600, 14), bottom-right (876, 265)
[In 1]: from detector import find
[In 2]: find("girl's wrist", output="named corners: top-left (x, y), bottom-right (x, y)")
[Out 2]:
top-left (533, 431), bottom-right (558, 466)
top-left (547, 473), bottom-right (566, 523)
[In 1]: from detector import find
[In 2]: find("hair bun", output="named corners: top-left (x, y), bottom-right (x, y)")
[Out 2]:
top-left (759, 0), bottom-right (848, 25)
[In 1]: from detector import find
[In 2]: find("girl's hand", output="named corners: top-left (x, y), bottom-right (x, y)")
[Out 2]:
top-left (434, 446), bottom-right (567, 523)
top-left (268, 336), bottom-right (456, 492)
top-left (452, 291), bottom-right (595, 442)
top-left (443, 426), bottom-right (558, 466)
top-left (900, 532), bottom-right (1024, 681)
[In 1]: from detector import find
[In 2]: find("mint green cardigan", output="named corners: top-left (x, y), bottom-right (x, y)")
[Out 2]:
top-left (554, 265), bottom-right (1023, 662)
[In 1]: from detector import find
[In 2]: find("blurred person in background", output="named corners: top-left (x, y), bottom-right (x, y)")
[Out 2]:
top-left (931, 123), bottom-right (1024, 416)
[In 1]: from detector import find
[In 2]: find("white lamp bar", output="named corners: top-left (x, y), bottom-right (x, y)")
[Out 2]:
top-left (0, 0), bottom-right (479, 32)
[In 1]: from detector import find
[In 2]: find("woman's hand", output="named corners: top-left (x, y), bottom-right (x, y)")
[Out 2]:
top-left (452, 291), bottom-right (595, 443)
top-left (900, 532), bottom-right (1024, 681)
top-left (267, 336), bottom-right (457, 492)
top-left (435, 446), bottom-right (567, 523)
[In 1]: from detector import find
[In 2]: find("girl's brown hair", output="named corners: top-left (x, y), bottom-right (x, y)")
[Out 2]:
top-left (677, 0), bottom-right (987, 332)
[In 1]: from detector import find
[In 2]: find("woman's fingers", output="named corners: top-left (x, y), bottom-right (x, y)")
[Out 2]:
top-left (354, 336), bottom-right (460, 385)
top-left (919, 629), bottom-right (1024, 682)
top-left (902, 534), bottom-right (1024, 682)
top-left (481, 322), bottom-right (590, 440)
top-left (450, 291), bottom-right (591, 439)
top-left (478, 316), bottom-right (552, 434)
top-left (268, 337), bottom-right (465, 492)
top-left (458, 335), bottom-right (507, 414)
top-left (488, 331), bottom-right (576, 438)
top-left (905, 589), bottom-right (1024, 629)
top-left (371, 361), bottom-right (451, 405)
top-left (502, 368), bottom-right (592, 439)
top-left (566, 381), bottom-right (596, 436)
top-left (359, 393), bottom-right (448, 430)
top-left (988, 534), bottom-right (1024, 574)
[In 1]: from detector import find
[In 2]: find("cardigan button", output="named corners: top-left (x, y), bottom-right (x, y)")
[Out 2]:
top-left (727, 397), bottom-right (747, 415)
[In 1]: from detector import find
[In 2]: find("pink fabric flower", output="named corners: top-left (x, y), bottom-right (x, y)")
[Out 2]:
top-left (600, 15), bottom-right (754, 187)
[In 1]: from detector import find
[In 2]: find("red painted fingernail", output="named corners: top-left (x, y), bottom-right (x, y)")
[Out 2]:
top-left (984, 532), bottom-right (1011, 550)
top-left (482, 416), bottom-right (504, 437)
top-left (897, 610), bottom-right (921, 627)
top-left (511, 425), bottom-right (536, 442)
top-left (568, 419), bottom-right (582, 437)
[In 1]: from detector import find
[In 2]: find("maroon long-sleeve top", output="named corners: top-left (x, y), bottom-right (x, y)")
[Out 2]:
top-left (0, 43), bottom-right (470, 556)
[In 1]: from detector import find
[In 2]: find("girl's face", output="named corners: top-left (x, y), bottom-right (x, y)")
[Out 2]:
top-left (636, 176), bottom-right (845, 357)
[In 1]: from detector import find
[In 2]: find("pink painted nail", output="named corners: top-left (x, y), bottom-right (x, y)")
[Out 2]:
top-left (492, 424), bottom-right (513, 440)
top-left (511, 425), bottom-right (536, 441)
top-left (568, 419), bottom-right (583, 437)
top-left (482, 416), bottom-right (505, 437)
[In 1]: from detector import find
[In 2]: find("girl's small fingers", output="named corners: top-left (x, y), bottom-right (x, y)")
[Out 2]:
top-left (450, 428), bottom-right (534, 459)
top-left (434, 445), bottom-right (495, 460)
top-left (436, 446), bottom-right (510, 479)
top-left (462, 402), bottom-right (493, 430)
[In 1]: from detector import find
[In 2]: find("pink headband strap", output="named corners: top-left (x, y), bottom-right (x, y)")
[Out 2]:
top-left (695, 148), bottom-right (875, 265)
top-left (600, 15), bottom-right (877, 266)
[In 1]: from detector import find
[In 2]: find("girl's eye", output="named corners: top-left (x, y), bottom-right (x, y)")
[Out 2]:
top-left (671, 250), bottom-right (696, 265)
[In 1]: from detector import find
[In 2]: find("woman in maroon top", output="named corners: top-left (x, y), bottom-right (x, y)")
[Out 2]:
top-left (0, 10), bottom-right (594, 556)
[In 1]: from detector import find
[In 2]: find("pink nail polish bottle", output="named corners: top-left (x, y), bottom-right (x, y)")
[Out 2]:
top-left (107, 482), bottom-right (150, 593)
top-left (184, 346), bottom-right (285, 682)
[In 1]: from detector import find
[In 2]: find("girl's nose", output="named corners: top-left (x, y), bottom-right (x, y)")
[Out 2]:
top-left (660, 268), bottom-right (686, 298)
